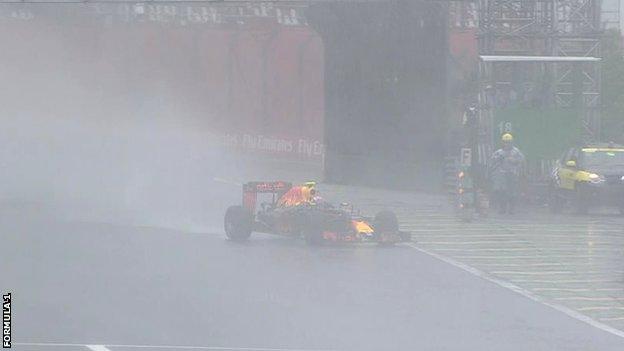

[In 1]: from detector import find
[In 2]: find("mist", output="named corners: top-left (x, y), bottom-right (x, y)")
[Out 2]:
top-left (3, 2), bottom-right (624, 351)
top-left (0, 7), bottom-right (273, 232)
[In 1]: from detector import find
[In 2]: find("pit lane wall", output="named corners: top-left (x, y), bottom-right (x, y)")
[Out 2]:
top-left (0, 3), bottom-right (325, 164)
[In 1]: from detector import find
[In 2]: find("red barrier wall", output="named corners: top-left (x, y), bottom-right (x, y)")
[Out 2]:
top-left (0, 10), bottom-right (324, 162)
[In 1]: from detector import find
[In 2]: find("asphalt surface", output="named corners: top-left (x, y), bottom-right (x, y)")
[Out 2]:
top-left (325, 184), bottom-right (624, 332)
top-left (3, 181), bottom-right (624, 351)
top-left (407, 213), bottom-right (624, 326)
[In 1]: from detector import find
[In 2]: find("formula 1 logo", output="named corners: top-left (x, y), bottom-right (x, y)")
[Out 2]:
top-left (2, 293), bottom-right (10, 348)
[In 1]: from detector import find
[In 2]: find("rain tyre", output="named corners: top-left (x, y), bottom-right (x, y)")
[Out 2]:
top-left (303, 212), bottom-right (325, 246)
top-left (224, 206), bottom-right (253, 241)
top-left (373, 211), bottom-right (399, 233)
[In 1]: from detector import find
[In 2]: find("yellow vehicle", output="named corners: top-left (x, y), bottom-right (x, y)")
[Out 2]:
top-left (548, 143), bottom-right (624, 214)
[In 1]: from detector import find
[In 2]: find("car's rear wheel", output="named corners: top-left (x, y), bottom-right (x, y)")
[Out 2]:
top-left (224, 206), bottom-right (253, 241)
top-left (303, 228), bottom-right (324, 245)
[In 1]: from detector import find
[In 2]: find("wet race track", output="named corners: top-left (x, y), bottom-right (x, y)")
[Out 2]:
top-left (3, 180), bottom-right (624, 351)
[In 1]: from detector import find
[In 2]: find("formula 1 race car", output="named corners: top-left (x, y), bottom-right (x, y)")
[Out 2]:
top-left (224, 181), bottom-right (411, 245)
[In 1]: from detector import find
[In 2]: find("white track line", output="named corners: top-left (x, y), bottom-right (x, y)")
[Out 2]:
top-left (533, 288), bottom-right (623, 292)
top-left (401, 227), bottom-right (622, 232)
top-left (490, 271), bottom-right (575, 275)
top-left (406, 243), bottom-right (624, 339)
top-left (510, 279), bottom-right (619, 284)
top-left (434, 248), bottom-right (537, 252)
top-left (15, 343), bottom-right (335, 351)
top-left (505, 272), bottom-right (621, 277)
top-left (437, 247), bottom-right (622, 253)
top-left (408, 233), bottom-right (520, 238)
top-left (416, 241), bottom-right (529, 245)
top-left (14, 344), bottom-right (90, 349)
top-left (453, 255), bottom-right (613, 259)
top-left (87, 346), bottom-right (112, 351)
top-left (578, 306), bottom-right (624, 312)
top-left (406, 229), bottom-right (624, 234)
top-left (477, 263), bottom-right (564, 267)
top-left (555, 297), bottom-right (624, 302)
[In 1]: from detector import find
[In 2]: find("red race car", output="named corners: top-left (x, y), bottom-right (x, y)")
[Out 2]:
top-left (224, 181), bottom-right (411, 245)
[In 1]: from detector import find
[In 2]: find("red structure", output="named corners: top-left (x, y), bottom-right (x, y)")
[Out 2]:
top-left (0, 2), bottom-right (478, 176)
top-left (0, 3), bottom-right (325, 162)
top-left (218, 26), bottom-right (325, 162)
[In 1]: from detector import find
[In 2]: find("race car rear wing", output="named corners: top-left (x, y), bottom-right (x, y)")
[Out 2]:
top-left (242, 181), bottom-right (292, 212)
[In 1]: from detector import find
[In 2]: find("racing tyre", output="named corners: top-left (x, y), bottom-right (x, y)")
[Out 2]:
top-left (224, 206), bottom-right (253, 241)
top-left (303, 212), bottom-right (325, 246)
top-left (303, 228), bottom-right (324, 246)
top-left (373, 211), bottom-right (399, 233)
top-left (374, 211), bottom-right (400, 245)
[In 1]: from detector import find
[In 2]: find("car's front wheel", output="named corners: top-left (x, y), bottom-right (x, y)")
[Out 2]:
top-left (224, 206), bottom-right (253, 241)
top-left (374, 211), bottom-right (400, 245)
top-left (373, 210), bottom-right (399, 233)
top-left (302, 211), bottom-right (325, 246)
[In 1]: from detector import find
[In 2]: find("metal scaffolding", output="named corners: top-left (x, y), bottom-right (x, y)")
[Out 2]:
top-left (476, 0), bottom-right (606, 146)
